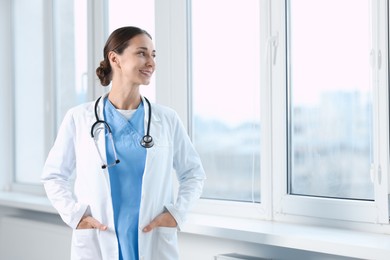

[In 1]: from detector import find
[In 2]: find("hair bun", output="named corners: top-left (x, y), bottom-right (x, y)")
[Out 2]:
top-left (96, 61), bottom-right (111, 86)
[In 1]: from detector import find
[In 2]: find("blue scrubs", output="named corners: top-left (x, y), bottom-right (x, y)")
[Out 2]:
top-left (104, 97), bottom-right (146, 260)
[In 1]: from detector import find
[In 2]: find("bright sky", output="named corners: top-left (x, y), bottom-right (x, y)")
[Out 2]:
top-left (192, 0), bottom-right (261, 127)
top-left (290, 0), bottom-right (372, 105)
top-left (107, 0), bottom-right (372, 125)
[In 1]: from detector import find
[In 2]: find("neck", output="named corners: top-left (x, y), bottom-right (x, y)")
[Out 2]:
top-left (108, 85), bottom-right (141, 110)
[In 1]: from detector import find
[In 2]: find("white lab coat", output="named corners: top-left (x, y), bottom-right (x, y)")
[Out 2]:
top-left (42, 94), bottom-right (206, 260)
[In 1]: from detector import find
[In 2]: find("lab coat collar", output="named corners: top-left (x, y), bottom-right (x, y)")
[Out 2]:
top-left (94, 92), bottom-right (109, 121)
top-left (141, 95), bottom-right (161, 134)
top-left (95, 93), bottom-right (160, 125)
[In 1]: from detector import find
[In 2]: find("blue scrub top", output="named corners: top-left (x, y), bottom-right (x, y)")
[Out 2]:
top-left (104, 97), bottom-right (146, 260)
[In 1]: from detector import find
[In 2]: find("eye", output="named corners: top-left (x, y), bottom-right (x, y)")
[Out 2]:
top-left (137, 51), bottom-right (146, 56)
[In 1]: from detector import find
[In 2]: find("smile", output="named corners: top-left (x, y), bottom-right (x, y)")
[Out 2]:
top-left (140, 70), bottom-right (153, 77)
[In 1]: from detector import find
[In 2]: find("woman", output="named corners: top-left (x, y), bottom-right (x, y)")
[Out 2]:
top-left (42, 26), bottom-right (206, 260)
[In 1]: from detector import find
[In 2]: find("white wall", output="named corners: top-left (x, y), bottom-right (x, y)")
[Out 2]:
top-left (0, 205), bottom-right (358, 260)
top-left (0, 207), bottom-right (71, 260)
top-left (178, 232), bottom-right (357, 260)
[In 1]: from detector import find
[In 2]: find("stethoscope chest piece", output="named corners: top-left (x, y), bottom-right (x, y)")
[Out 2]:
top-left (141, 135), bottom-right (154, 148)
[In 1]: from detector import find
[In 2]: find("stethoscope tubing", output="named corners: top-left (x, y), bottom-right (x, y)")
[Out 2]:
top-left (90, 95), bottom-right (154, 169)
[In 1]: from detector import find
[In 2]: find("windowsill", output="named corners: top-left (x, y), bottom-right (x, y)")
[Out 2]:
top-left (183, 213), bottom-right (390, 259)
top-left (1, 191), bottom-right (389, 259)
top-left (0, 191), bottom-right (56, 214)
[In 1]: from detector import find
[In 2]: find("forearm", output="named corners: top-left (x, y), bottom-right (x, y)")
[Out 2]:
top-left (43, 178), bottom-right (88, 229)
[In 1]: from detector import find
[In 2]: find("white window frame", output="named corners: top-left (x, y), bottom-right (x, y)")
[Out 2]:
top-left (156, 0), bottom-right (390, 225)
top-left (272, 0), bottom-right (390, 224)
top-left (0, 0), bottom-right (13, 193)
top-left (5, 0), bottom-right (54, 195)
top-left (1, 0), bottom-right (388, 228)
top-left (155, 0), bottom-right (273, 220)
top-left (0, 0), bottom-right (106, 195)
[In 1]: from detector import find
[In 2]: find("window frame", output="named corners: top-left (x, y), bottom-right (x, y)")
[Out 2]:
top-left (157, 0), bottom-right (390, 225)
top-left (8, 0), bottom-right (53, 194)
top-left (155, 0), bottom-right (273, 220)
top-left (1, 0), bottom-right (106, 195)
top-left (0, 0), bottom-right (14, 193)
top-left (1, 0), bottom-right (389, 227)
top-left (272, 0), bottom-right (390, 224)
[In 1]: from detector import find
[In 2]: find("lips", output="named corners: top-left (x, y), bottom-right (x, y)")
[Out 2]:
top-left (139, 69), bottom-right (153, 77)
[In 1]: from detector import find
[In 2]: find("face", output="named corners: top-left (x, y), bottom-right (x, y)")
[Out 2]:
top-left (110, 34), bottom-right (156, 86)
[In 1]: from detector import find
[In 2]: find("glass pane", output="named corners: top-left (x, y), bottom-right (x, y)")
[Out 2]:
top-left (288, 0), bottom-right (374, 200)
top-left (54, 0), bottom-right (89, 126)
top-left (14, 0), bottom-right (89, 184)
top-left (108, 0), bottom-right (156, 101)
top-left (13, 0), bottom-right (46, 184)
top-left (191, 0), bottom-right (261, 202)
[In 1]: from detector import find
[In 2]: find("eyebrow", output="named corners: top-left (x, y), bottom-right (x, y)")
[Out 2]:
top-left (137, 47), bottom-right (156, 53)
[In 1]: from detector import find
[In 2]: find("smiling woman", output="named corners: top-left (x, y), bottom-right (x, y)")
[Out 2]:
top-left (42, 26), bottom-right (205, 260)
top-left (96, 28), bottom-right (155, 90)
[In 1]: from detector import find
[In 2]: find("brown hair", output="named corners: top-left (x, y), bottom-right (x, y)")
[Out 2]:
top-left (96, 26), bottom-right (152, 86)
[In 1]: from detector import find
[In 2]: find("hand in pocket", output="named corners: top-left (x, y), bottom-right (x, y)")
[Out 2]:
top-left (77, 216), bottom-right (108, 231)
top-left (142, 211), bottom-right (177, 233)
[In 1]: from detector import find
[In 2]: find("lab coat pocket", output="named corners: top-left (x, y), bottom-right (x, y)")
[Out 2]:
top-left (154, 227), bottom-right (179, 260)
top-left (71, 229), bottom-right (102, 260)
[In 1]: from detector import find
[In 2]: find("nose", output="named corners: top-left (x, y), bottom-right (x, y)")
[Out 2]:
top-left (146, 55), bottom-right (155, 68)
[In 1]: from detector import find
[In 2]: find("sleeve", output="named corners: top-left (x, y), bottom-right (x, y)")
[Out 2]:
top-left (41, 110), bottom-right (88, 229)
top-left (164, 111), bottom-right (206, 230)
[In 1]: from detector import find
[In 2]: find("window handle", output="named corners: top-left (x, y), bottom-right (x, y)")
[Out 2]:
top-left (370, 163), bottom-right (375, 183)
top-left (272, 32), bottom-right (279, 65)
top-left (378, 50), bottom-right (382, 70)
top-left (370, 49), bottom-right (382, 70)
top-left (266, 33), bottom-right (279, 66)
top-left (371, 164), bottom-right (383, 185)
top-left (369, 49), bottom-right (375, 69)
top-left (81, 72), bottom-right (88, 95)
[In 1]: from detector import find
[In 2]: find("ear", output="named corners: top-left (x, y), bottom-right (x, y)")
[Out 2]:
top-left (108, 51), bottom-right (120, 68)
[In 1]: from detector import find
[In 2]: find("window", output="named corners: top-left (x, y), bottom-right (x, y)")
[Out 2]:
top-left (12, 0), bottom-right (90, 186)
top-left (7, 0), bottom-right (156, 191)
top-left (54, 0), bottom-right (90, 127)
top-left (275, 0), bottom-right (389, 223)
top-left (160, 0), bottom-right (389, 223)
top-left (287, 0), bottom-right (374, 200)
top-left (191, 0), bottom-right (261, 202)
top-left (13, 0), bottom-right (47, 185)
top-left (3, 0), bottom-right (389, 227)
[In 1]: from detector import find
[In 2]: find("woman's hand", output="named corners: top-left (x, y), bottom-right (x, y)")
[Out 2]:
top-left (76, 216), bottom-right (108, 231)
top-left (142, 211), bottom-right (177, 233)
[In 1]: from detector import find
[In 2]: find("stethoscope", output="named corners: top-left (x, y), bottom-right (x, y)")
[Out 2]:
top-left (90, 96), bottom-right (154, 169)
